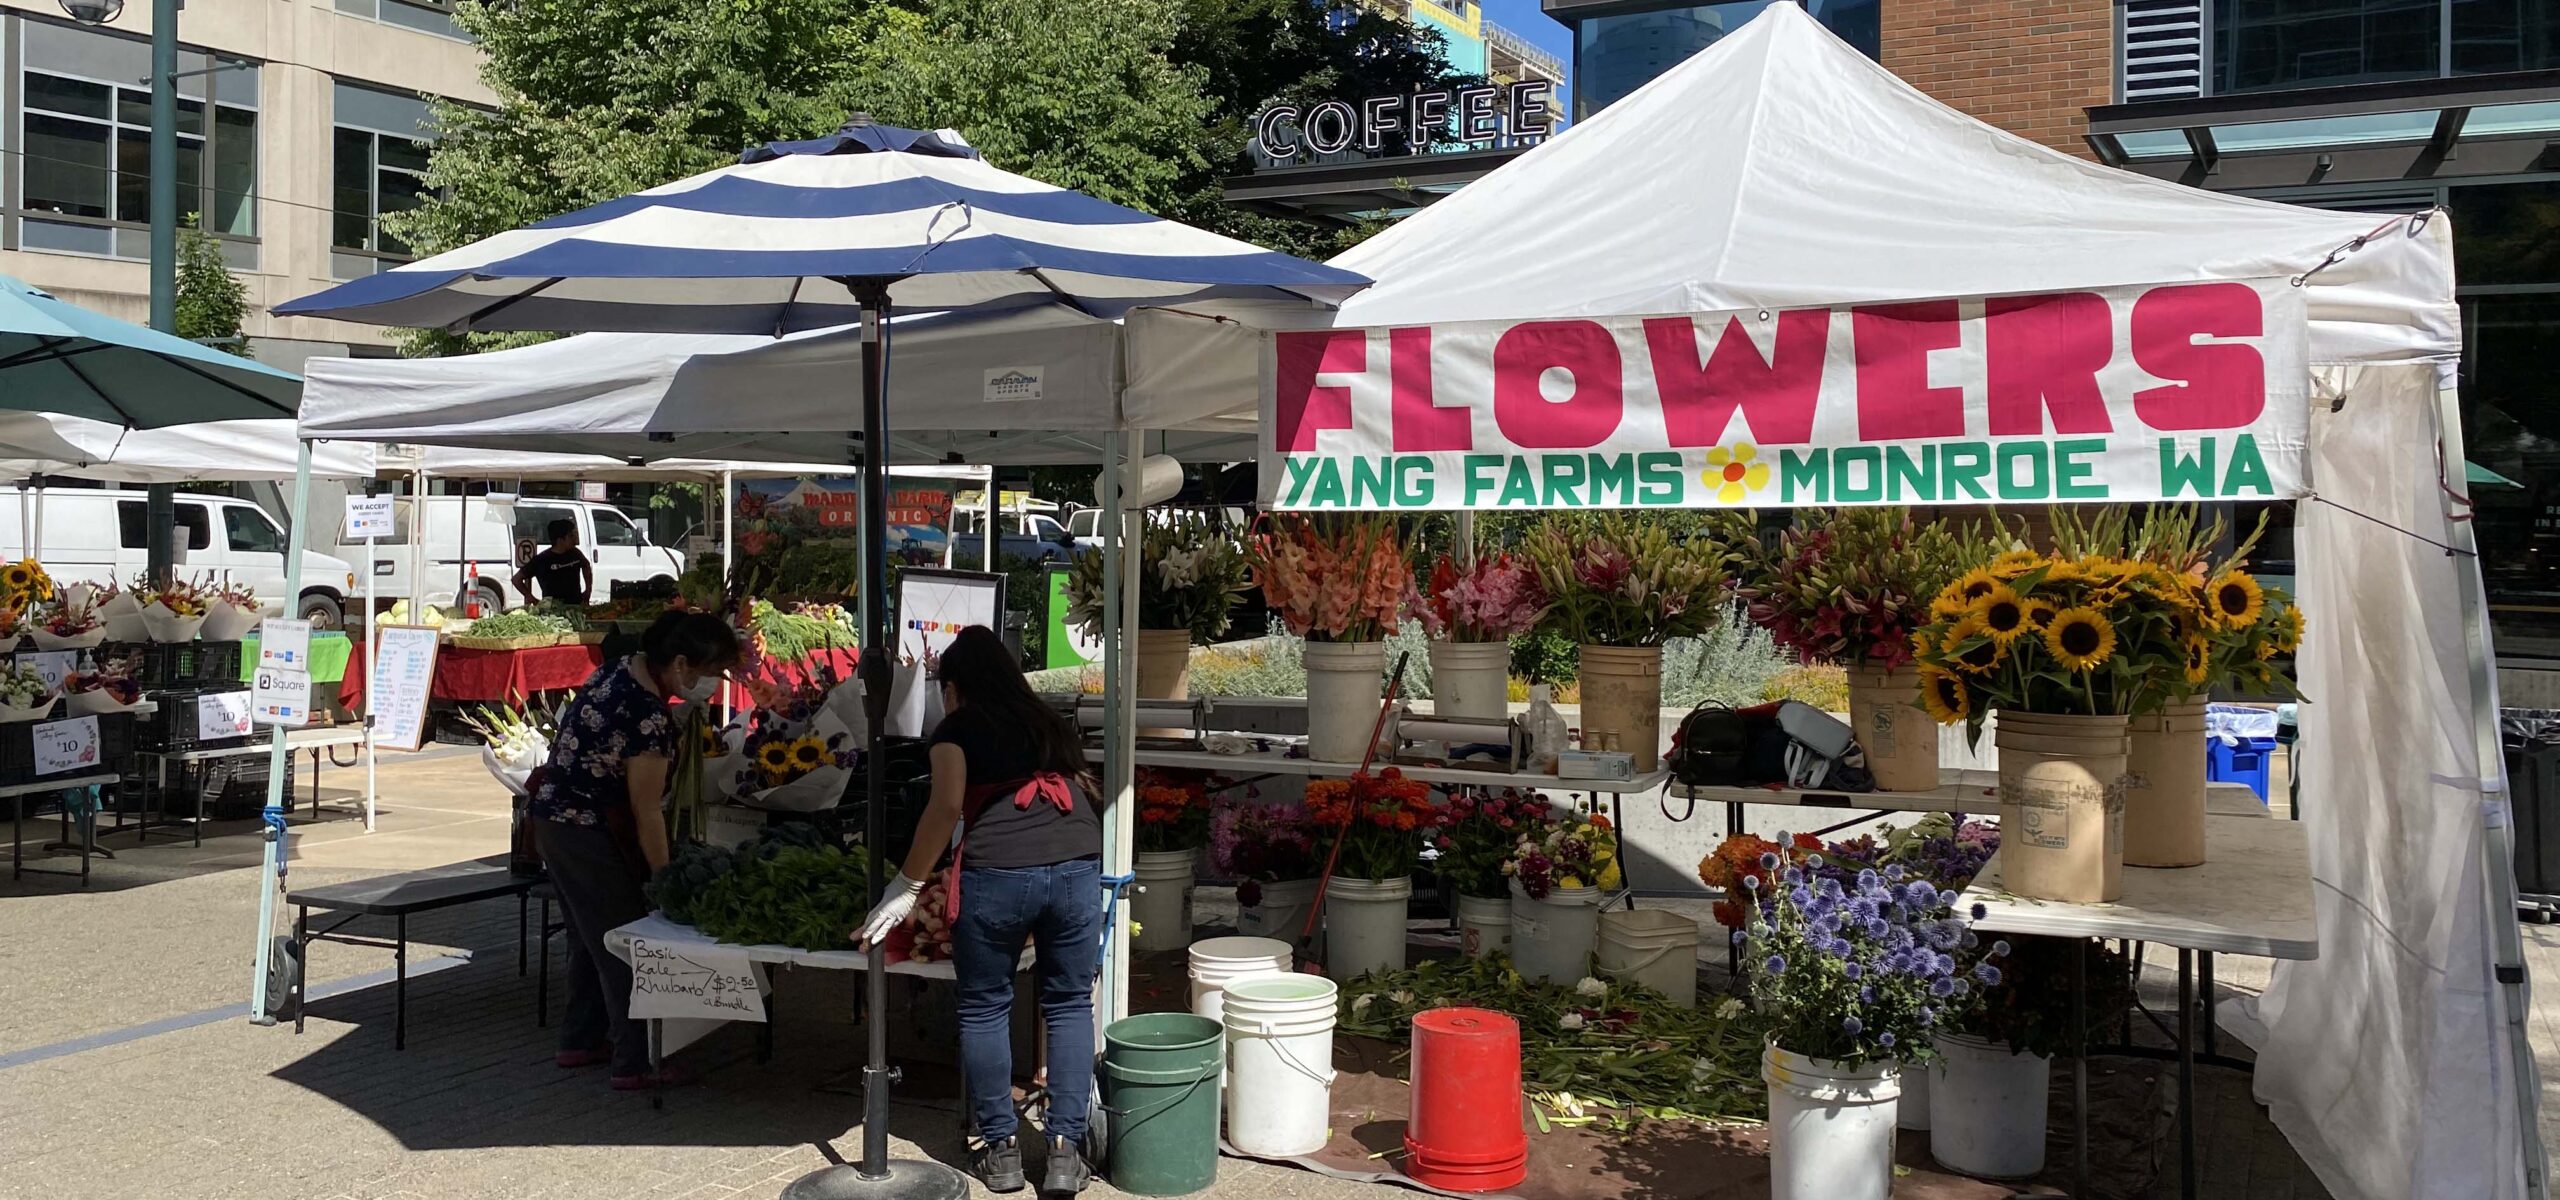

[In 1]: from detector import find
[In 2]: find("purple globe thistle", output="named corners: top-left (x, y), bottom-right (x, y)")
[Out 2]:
top-left (1938, 888), bottom-right (1959, 907)
top-left (1969, 902), bottom-right (1988, 921)
top-left (1974, 962), bottom-right (2004, 986)
top-left (1930, 977), bottom-right (1956, 998)
top-left (1856, 868), bottom-right (1880, 889)
top-left (1859, 985), bottom-right (1877, 1004)
top-left (1878, 1032), bottom-right (1897, 1049)
top-left (1919, 1006), bottom-right (1937, 1025)
top-left (1992, 939), bottom-right (2012, 956)
top-left (1764, 954), bottom-right (1788, 975)
top-left (1841, 1015), bottom-right (1863, 1036)
top-left (1952, 978), bottom-right (1972, 996)
top-left (1902, 882), bottom-right (1939, 909)
top-left (1780, 866), bottom-right (1804, 886)
top-left (1885, 864), bottom-right (1906, 881)
top-left (1843, 962), bottom-right (1864, 981)
top-left (1743, 873), bottom-right (1762, 890)
top-left (1758, 851), bottom-right (1781, 870)
top-left (1789, 886), bottom-right (1814, 909)
top-left (1731, 929), bottom-right (1747, 946)
top-left (1865, 917), bottom-right (1889, 939)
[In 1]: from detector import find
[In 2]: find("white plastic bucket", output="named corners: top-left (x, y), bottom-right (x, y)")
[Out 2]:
top-left (1455, 893), bottom-right (1510, 960)
top-left (1897, 1058), bottom-right (1937, 1131)
top-left (1238, 876), bottom-right (1322, 960)
top-left (1428, 639), bottom-right (1510, 721)
top-left (1132, 850), bottom-right (1197, 954)
top-left (1929, 1033), bottom-right (2050, 1178)
top-left (1223, 974), bottom-right (1341, 1157)
top-left (1763, 1041), bottom-right (1901, 1200)
top-left (1303, 640), bottom-right (1385, 763)
top-left (1508, 883), bottom-right (1601, 986)
top-left (1595, 909), bottom-right (1699, 1007)
top-left (1187, 936), bottom-right (1293, 1028)
top-left (1323, 875), bottom-right (1412, 980)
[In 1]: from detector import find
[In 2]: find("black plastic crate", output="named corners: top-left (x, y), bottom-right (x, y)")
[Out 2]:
top-left (0, 710), bottom-right (137, 786)
top-left (136, 688), bottom-right (257, 754)
top-left (97, 641), bottom-right (244, 691)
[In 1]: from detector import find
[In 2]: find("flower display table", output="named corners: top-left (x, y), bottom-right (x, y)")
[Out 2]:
top-left (1959, 814), bottom-right (2315, 1200)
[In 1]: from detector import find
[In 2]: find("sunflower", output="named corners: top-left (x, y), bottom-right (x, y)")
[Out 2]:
top-left (1, 563), bottom-right (31, 592)
top-left (700, 727), bottom-right (729, 758)
top-left (1943, 614), bottom-right (2006, 675)
top-left (1989, 549), bottom-right (2043, 578)
top-left (755, 741), bottom-right (792, 773)
top-left (1951, 567), bottom-right (2002, 604)
top-left (2206, 571), bottom-right (2265, 629)
top-left (2181, 634), bottom-right (2211, 686)
top-left (1917, 667), bottom-right (1972, 724)
top-left (2044, 607), bottom-right (2117, 671)
top-left (1929, 591), bottom-right (1974, 622)
top-left (2026, 599), bottom-right (2060, 629)
top-left (1973, 586), bottom-right (2031, 643)
top-left (790, 737), bottom-right (826, 769)
top-left (2270, 604), bottom-right (2304, 654)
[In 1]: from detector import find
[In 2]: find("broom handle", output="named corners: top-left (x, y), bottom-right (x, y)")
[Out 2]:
top-left (1299, 650), bottom-right (1412, 944)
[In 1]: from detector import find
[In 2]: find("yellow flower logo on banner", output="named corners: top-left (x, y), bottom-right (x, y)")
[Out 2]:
top-left (1703, 443), bottom-right (1771, 504)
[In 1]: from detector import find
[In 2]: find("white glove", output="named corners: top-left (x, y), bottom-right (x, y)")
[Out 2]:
top-left (854, 872), bottom-right (927, 949)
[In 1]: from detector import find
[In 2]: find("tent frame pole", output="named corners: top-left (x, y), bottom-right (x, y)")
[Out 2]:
top-left (2435, 374), bottom-right (2551, 1200)
top-left (247, 437), bottom-right (314, 1025)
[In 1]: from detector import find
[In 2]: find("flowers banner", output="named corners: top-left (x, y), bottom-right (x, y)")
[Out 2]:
top-left (1259, 279), bottom-right (2309, 511)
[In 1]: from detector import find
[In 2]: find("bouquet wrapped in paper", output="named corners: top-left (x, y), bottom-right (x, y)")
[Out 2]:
top-left (31, 592), bottom-right (106, 651)
top-left (200, 580), bottom-right (264, 641)
top-left (726, 672), bottom-right (863, 814)
top-left (465, 704), bottom-right (553, 797)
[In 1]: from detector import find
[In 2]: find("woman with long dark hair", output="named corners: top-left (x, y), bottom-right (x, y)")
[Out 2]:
top-left (856, 625), bottom-right (1099, 1196)
top-left (531, 609), bottom-right (739, 1090)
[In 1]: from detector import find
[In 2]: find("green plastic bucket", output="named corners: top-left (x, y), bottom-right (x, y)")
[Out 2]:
top-left (1100, 1012), bottom-right (1225, 1196)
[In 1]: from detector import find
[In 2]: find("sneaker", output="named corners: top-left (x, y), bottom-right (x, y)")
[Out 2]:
top-left (971, 1137), bottom-right (1026, 1194)
top-left (554, 1044), bottom-right (611, 1069)
top-left (607, 1064), bottom-right (694, 1091)
top-left (1040, 1135), bottom-right (1091, 1197)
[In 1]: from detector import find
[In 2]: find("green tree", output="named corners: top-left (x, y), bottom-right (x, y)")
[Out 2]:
top-left (173, 216), bottom-right (249, 347)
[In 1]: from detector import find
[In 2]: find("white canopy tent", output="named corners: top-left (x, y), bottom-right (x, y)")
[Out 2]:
top-left (1121, 8), bottom-right (2519, 1200)
top-left (298, 304), bottom-right (1260, 467)
top-left (0, 415), bottom-right (374, 483)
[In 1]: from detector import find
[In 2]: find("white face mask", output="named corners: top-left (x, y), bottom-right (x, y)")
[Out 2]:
top-left (678, 677), bottom-right (719, 703)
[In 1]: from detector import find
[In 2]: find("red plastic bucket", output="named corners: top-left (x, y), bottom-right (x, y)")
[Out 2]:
top-left (1404, 1007), bottom-right (1528, 1192)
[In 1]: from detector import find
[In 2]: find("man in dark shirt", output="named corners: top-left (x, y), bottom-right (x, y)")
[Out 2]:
top-left (514, 518), bottom-right (593, 604)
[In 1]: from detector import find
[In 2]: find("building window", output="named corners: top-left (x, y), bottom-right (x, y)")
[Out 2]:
top-left (2214, 0), bottom-right (2560, 94)
top-left (333, 0), bottom-right (474, 44)
top-left (1573, 0), bottom-right (1878, 119)
top-left (330, 81), bottom-right (436, 279)
top-left (12, 18), bottom-right (259, 259)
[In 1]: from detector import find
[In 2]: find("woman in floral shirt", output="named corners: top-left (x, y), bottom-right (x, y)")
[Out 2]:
top-left (533, 610), bottom-right (738, 1089)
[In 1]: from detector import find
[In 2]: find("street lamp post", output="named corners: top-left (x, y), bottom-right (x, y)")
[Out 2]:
top-left (62, 0), bottom-right (179, 587)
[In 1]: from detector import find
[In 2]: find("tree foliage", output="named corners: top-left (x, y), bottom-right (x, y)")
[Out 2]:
top-left (387, 0), bottom-right (1472, 354)
top-left (173, 217), bottom-right (248, 347)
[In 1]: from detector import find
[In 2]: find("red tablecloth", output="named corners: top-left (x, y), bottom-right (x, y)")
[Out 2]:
top-left (338, 643), bottom-right (863, 712)
top-left (338, 641), bottom-right (606, 708)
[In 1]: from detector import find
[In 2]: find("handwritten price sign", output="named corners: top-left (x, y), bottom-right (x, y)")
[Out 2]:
top-left (31, 716), bottom-right (99, 777)
top-left (628, 938), bottom-right (766, 1023)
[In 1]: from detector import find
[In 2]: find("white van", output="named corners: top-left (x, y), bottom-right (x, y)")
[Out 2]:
top-left (0, 490), bottom-right (359, 626)
top-left (331, 494), bottom-right (684, 614)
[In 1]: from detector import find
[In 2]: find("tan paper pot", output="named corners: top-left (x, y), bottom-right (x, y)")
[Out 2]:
top-left (1849, 667), bottom-right (1940, 792)
top-left (1136, 628), bottom-right (1193, 700)
top-left (1578, 644), bottom-right (1664, 771)
top-left (2124, 700), bottom-right (2209, 868)
top-left (1992, 710), bottom-right (2129, 903)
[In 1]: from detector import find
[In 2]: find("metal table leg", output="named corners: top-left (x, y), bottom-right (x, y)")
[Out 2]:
top-left (2179, 949), bottom-right (2198, 1200)
top-left (2199, 951), bottom-right (2219, 1057)
top-left (294, 905), bottom-right (309, 1034)
top-left (395, 912), bottom-right (408, 1051)
top-left (517, 891), bottom-right (528, 977)
top-left (536, 894), bottom-right (552, 1028)
top-left (2073, 937), bottom-right (2089, 1200)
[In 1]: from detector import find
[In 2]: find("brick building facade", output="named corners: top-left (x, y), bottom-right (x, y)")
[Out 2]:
top-left (1878, 0), bottom-right (2112, 156)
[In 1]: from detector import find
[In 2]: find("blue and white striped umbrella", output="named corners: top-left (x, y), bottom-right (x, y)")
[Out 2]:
top-left (278, 121), bottom-right (1368, 334)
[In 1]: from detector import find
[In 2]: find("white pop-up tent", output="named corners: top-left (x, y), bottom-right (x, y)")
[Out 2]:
top-left (0, 415), bottom-right (375, 483)
top-left (1120, 8), bottom-right (2520, 1200)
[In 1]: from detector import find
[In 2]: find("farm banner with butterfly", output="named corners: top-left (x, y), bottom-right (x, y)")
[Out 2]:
top-left (1259, 279), bottom-right (2309, 511)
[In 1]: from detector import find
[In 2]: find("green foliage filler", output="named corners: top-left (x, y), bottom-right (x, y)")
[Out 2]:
top-left (653, 824), bottom-right (870, 953)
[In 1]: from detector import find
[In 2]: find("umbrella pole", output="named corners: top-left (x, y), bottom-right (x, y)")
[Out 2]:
top-left (784, 285), bottom-right (966, 1200)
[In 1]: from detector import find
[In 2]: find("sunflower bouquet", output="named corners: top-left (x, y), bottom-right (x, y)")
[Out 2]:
top-left (1522, 512), bottom-right (1731, 646)
top-left (724, 675), bottom-right (861, 813)
top-left (1250, 513), bottom-right (1413, 642)
top-left (1907, 538), bottom-right (2198, 738)
top-left (2046, 505), bottom-right (2303, 704)
top-left (0, 559), bottom-right (52, 611)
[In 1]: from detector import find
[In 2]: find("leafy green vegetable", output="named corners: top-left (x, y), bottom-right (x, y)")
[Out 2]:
top-left (462, 610), bottom-right (575, 638)
top-left (649, 822), bottom-right (870, 952)
top-left (1334, 955), bottom-right (1772, 1128)
top-left (752, 599), bottom-right (856, 662)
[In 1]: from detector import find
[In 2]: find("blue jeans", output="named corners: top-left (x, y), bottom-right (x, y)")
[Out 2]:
top-left (951, 857), bottom-right (1103, 1143)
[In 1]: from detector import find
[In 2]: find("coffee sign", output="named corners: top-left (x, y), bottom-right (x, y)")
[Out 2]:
top-left (1253, 80), bottom-right (1555, 160)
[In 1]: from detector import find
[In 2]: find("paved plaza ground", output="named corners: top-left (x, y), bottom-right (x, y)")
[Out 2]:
top-left (0, 742), bottom-right (2540, 1200)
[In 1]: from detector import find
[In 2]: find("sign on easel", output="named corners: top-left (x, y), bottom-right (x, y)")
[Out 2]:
top-left (369, 625), bottom-right (441, 752)
top-left (628, 937), bottom-right (767, 1022)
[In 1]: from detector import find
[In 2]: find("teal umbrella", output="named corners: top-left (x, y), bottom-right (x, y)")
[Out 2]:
top-left (0, 275), bottom-right (297, 427)
top-left (2467, 460), bottom-right (2524, 489)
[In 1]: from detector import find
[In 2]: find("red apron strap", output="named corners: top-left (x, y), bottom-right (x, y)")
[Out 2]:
top-left (947, 772), bottom-right (1078, 920)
